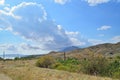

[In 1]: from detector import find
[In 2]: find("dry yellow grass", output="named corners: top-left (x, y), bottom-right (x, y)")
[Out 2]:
top-left (0, 60), bottom-right (116, 80)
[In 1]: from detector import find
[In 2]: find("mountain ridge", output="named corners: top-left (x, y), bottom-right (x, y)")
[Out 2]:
top-left (48, 42), bottom-right (120, 58)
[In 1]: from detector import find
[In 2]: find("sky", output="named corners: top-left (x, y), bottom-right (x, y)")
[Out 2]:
top-left (0, 0), bottom-right (120, 55)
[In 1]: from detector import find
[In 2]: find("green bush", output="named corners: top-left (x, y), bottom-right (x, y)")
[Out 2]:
top-left (56, 65), bottom-right (69, 71)
top-left (51, 62), bottom-right (63, 69)
top-left (55, 58), bottom-right (80, 72)
top-left (80, 56), bottom-right (109, 76)
top-left (36, 55), bottom-right (55, 68)
top-left (14, 57), bottom-right (20, 60)
top-left (107, 60), bottom-right (120, 78)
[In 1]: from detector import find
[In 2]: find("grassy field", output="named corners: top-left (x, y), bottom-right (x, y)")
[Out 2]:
top-left (0, 60), bottom-right (116, 80)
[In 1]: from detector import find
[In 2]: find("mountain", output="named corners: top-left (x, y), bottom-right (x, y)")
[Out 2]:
top-left (48, 42), bottom-right (120, 58)
top-left (59, 46), bottom-right (80, 52)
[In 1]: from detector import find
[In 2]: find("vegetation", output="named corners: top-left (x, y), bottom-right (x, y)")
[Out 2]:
top-left (80, 55), bottom-right (110, 77)
top-left (36, 55), bottom-right (55, 68)
top-left (36, 54), bottom-right (120, 79)
top-left (107, 59), bottom-right (120, 78)
top-left (0, 59), bottom-right (114, 80)
top-left (1, 51), bottom-right (120, 79)
top-left (50, 58), bottom-right (80, 72)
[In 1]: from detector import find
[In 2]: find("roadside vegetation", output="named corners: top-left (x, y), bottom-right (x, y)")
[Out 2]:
top-left (0, 52), bottom-right (120, 80)
top-left (0, 58), bottom-right (114, 80)
top-left (36, 54), bottom-right (120, 79)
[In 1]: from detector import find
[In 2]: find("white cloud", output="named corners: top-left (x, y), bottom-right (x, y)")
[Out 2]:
top-left (85, 0), bottom-right (110, 6)
top-left (111, 36), bottom-right (120, 43)
top-left (65, 31), bottom-right (79, 35)
top-left (4, 7), bottom-right (10, 11)
top-left (54, 0), bottom-right (70, 5)
top-left (0, 44), bottom-right (18, 54)
top-left (0, 2), bottom-right (85, 53)
top-left (0, 28), bottom-right (3, 31)
top-left (97, 25), bottom-right (111, 31)
top-left (0, 43), bottom-right (48, 55)
top-left (88, 39), bottom-right (105, 45)
top-left (70, 38), bottom-right (86, 46)
top-left (65, 31), bottom-right (86, 46)
top-left (0, 0), bottom-right (4, 5)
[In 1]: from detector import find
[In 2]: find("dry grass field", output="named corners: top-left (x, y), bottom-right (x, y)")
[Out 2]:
top-left (0, 60), bottom-right (116, 80)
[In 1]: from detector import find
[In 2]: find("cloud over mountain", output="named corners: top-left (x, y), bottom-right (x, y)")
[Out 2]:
top-left (0, 2), bottom-right (84, 52)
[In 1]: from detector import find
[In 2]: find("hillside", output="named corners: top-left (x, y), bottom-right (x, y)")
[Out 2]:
top-left (0, 60), bottom-right (115, 80)
top-left (48, 42), bottom-right (120, 58)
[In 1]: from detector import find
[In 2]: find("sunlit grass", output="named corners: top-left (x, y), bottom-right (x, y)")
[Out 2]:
top-left (0, 60), bottom-right (116, 80)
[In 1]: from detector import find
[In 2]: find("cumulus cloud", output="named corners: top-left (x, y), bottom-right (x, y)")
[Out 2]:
top-left (0, 0), bottom-right (4, 5)
top-left (54, 0), bottom-right (70, 5)
top-left (97, 25), bottom-right (111, 31)
top-left (65, 31), bottom-right (79, 37)
top-left (65, 31), bottom-right (86, 46)
top-left (0, 44), bottom-right (18, 54)
top-left (0, 28), bottom-right (3, 31)
top-left (85, 0), bottom-right (110, 6)
top-left (0, 43), bottom-right (48, 55)
top-left (88, 39), bottom-right (105, 45)
top-left (0, 2), bottom-right (84, 52)
top-left (111, 36), bottom-right (120, 43)
top-left (20, 43), bottom-right (40, 50)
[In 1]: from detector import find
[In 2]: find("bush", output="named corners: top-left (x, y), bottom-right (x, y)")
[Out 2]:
top-left (51, 62), bottom-right (63, 69)
top-left (54, 58), bottom-right (80, 72)
top-left (56, 65), bottom-right (69, 71)
top-left (80, 55), bottom-right (109, 76)
top-left (107, 60), bottom-right (120, 78)
top-left (14, 57), bottom-right (20, 60)
top-left (36, 55), bottom-right (55, 68)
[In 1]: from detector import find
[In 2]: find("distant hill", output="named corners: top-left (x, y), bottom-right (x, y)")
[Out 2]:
top-left (78, 42), bottom-right (120, 57)
top-left (48, 42), bottom-right (120, 58)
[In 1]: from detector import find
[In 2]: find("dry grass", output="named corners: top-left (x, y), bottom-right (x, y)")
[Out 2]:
top-left (0, 60), bottom-right (116, 80)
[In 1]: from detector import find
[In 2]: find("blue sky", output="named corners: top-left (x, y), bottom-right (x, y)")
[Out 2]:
top-left (0, 0), bottom-right (120, 55)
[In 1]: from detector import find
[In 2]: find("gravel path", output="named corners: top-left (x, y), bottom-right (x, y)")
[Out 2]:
top-left (0, 74), bottom-right (12, 80)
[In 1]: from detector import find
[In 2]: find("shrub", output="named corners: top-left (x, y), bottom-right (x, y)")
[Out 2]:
top-left (56, 65), bottom-right (69, 71)
top-left (51, 62), bottom-right (63, 69)
top-left (55, 58), bottom-right (80, 72)
top-left (107, 60), bottom-right (120, 78)
top-left (36, 55), bottom-right (55, 68)
top-left (80, 55), bottom-right (109, 76)
top-left (14, 57), bottom-right (20, 60)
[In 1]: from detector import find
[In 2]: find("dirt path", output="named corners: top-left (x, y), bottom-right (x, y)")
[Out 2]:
top-left (0, 74), bottom-right (12, 80)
